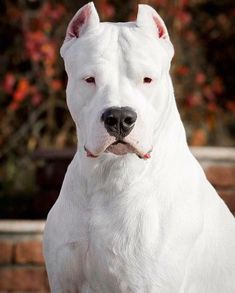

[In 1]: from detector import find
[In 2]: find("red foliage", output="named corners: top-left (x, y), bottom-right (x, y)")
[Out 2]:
top-left (0, 0), bottom-right (234, 159)
top-left (3, 73), bottom-right (16, 94)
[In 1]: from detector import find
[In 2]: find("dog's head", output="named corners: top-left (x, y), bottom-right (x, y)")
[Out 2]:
top-left (61, 2), bottom-right (174, 159)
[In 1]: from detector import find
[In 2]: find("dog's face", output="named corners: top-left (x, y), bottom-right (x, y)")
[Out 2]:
top-left (61, 3), bottom-right (174, 159)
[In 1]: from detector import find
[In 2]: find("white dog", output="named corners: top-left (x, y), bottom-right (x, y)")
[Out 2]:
top-left (43, 2), bottom-right (235, 292)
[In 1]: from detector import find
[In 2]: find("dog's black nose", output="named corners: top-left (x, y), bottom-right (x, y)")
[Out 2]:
top-left (101, 107), bottom-right (137, 138)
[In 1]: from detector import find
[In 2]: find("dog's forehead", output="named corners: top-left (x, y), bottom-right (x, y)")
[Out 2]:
top-left (66, 22), bottom-right (165, 69)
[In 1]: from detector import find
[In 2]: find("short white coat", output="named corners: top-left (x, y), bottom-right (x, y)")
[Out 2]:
top-left (44, 3), bottom-right (235, 292)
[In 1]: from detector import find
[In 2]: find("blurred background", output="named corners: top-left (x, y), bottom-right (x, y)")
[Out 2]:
top-left (0, 0), bottom-right (234, 219)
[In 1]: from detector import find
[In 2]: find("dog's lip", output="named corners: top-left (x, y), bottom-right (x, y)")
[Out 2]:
top-left (110, 140), bottom-right (127, 146)
top-left (84, 140), bottom-right (152, 160)
top-left (106, 140), bottom-right (152, 159)
top-left (84, 146), bottom-right (99, 158)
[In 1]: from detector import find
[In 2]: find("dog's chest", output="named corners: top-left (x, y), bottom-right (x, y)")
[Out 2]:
top-left (83, 196), bottom-right (160, 291)
top-left (54, 174), bottom-right (199, 292)
top-left (77, 189), bottom-right (184, 292)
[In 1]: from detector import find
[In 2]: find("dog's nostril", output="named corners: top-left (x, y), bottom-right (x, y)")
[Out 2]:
top-left (106, 116), bottom-right (118, 127)
top-left (121, 109), bottom-right (137, 131)
top-left (123, 116), bottom-right (135, 126)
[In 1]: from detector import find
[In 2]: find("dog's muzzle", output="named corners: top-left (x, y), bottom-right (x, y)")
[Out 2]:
top-left (84, 106), bottom-right (152, 159)
top-left (101, 106), bottom-right (137, 139)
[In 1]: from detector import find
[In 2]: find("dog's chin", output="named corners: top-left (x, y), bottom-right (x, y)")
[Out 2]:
top-left (104, 141), bottom-right (136, 156)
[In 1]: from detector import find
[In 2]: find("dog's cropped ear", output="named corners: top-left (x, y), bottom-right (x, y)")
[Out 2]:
top-left (61, 2), bottom-right (99, 58)
top-left (136, 4), bottom-right (169, 40)
top-left (136, 4), bottom-right (174, 58)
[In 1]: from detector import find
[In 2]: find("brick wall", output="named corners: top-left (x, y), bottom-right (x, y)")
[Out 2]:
top-left (192, 147), bottom-right (235, 214)
top-left (0, 221), bottom-right (49, 292)
top-left (0, 147), bottom-right (234, 292)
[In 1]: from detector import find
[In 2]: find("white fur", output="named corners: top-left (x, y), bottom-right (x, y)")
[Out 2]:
top-left (43, 3), bottom-right (235, 292)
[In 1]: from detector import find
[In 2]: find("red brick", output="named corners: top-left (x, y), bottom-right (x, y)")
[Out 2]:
top-left (0, 266), bottom-right (49, 291)
top-left (0, 241), bottom-right (13, 264)
top-left (15, 240), bottom-right (45, 265)
top-left (218, 189), bottom-right (235, 214)
top-left (205, 165), bottom-right (235, 188)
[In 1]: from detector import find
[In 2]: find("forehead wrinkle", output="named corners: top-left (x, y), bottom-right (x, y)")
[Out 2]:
top-left (118, 28), bottom-right (135, 61)
top-left (118, 28), bottom-right (165, 78)
top-left (67, 25), bottom-right (119, 65)
top-left (117, 28), bottom-right (137, 81)
top-left (97, 25), bottom-right (119, 64)
top-left (118, 28), bottom-right (149, 82)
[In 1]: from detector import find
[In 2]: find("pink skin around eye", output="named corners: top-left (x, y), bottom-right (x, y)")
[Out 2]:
top-left (143, 153), bottom-right (151, 159)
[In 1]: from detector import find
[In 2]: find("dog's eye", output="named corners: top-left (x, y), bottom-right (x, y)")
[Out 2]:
top-left (143, 77), bottom-right (152, 84)
top-left (85, 77), bottom-right (95, 84)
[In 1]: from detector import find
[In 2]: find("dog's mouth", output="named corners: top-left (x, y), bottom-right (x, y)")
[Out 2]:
top-left (85, 140), bottom-right (151, 159)
top-left (105, 140), bottom-right (135, 156)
